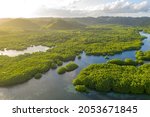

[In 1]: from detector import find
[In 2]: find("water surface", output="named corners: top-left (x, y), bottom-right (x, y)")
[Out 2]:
top-left (0, 45), bottom-right (50, 57)
top-left (0, 32), bottom-right (150, 100)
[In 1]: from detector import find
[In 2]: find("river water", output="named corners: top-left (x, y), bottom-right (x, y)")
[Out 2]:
top-left (0, 32), bottom-right (150, 100)
top-left (0, 45), bottom-right (50, 57)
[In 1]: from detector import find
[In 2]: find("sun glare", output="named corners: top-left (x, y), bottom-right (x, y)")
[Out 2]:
top-left (0, 0), bottom-right (38, 18)
top-left (0, 0), bottom-right (77, 18)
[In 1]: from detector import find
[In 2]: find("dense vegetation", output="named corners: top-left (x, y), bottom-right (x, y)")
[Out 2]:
top-left (66, 17), bottom-right (150, 26)
top-left (0, 53), bottom-right (58, 86)
top-left (0, 17), bottom-right (149, 86)
top-left (73, 63), bottom-right (150, 94)
top-left (107, 58), bottom-right (139, 66)
top-left (44, 19), bottom-right (85, 30)
top-left (136, 50), bottom-right (150, 61)
top-left (57, 67), bottom-right (66, 74)
top-left (34, 73), bottom-right (42, 79)
top-left (65, 62), bottom-right (78, 72)
top-left (75, 85), bottom-right (88, 93)
top-left (57, 62), bottom-right (78, 74)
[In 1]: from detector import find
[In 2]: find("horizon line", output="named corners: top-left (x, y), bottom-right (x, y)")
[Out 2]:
top-left (0, 16), bottom-right (150, 19)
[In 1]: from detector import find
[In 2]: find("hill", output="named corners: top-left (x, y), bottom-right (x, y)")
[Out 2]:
top-left (71, 17), bottom-right (150, 26)
top-left (0, 17), bottom-right (150, 31)
top-left (29, 18), bottom-right (55, 27)
top-left (0, 18), bottom-right (11, 25)
top-left (0, 18), bottom-right (40, 31)
top-left (43, 19), bottom-right (85, 30)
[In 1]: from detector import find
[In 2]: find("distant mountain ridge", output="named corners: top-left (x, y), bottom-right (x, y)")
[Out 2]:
top-left (0, 17), bottom-right (150, 31)
top-left (43, 19), bottom-right (85, 30)
top-left (67, 17), bottom-right (150, 26)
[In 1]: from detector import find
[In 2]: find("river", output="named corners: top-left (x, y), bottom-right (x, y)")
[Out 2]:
top-left (0, 32), bottom-right (150, 100)
top-left (0, 45), bottom-right (50, 57)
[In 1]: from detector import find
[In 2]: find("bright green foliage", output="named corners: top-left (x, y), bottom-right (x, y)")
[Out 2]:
top-left (75, 85), bottom-right (88, 93)
top-left (107, 59), bottom-right (125, 65)
top-left (34, 73), bottom-right (42, 79)
top-left (51, 63), bottom-right (57, 69)
top-left (136, 60), bottom-right (144, 65)
top-left (136, 51), bottom-right (145, 60)
top-left (57, 62), bottom-right (78, 74)
top-left (73, 63), bottom-right (150, 94)
top-left (136, 50), bottom-right (150, 61)
top-left (65, 62), bottom-right (79, 72)
top-left (143, 27), bottom-right (150, 33)
top-left (0, 53), bottom-right (62, 86)
top-left (0, 19), bottom-right (147, 86)
top-left (57, 67), bottom-right (66, 74)
top-left (56, 60), bottom-right (63, 66)
top-left (124, 58), bottom-right (138, 66)
top-left (0, 24), bottom-right (143, 54)
top-left (44, 19), bottom-right (85, 30)
top-left (107, 58), bottom-right (138, 66)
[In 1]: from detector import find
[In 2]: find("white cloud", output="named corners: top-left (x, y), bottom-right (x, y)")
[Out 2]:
top-left (133, 1), bottom-right (149, 11)
top-left (100, 0), bottom-right (130, 11)
top-left (36, 0), bottom-right (150, 17)
top-left (0, 0), bottom-right (149, 17)
top-left (98, 0), bottom-right (150, 13)
top-left (36, 6), bottom-right (87, 17)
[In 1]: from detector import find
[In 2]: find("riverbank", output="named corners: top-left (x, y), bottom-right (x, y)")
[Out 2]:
top-left (73, 32), bottom-right (150, 95)
top-left (0, 29), bottom-right (150, 99)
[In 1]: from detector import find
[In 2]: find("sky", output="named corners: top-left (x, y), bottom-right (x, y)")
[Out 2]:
top-left (0, 0), bottom-right (150, 18)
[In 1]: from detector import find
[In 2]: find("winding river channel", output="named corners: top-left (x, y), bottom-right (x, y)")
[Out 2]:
top-left (0, 32), bottom-right (150, 100)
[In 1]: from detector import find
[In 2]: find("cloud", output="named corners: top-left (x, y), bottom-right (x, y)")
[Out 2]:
top-left (36, 6), bottom-right (87, 17)
top-left (133, 1), bottom-right (149, 11)
top-left (98, 0), bottom-right (150, 13)
top-left (36, 0), bottom-right (150, 17)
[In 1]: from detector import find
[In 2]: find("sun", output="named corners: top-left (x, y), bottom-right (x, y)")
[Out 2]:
top-left (0, 0), bottom-right (38, 18)
top-left (0, 0), bottom-right (77, 18)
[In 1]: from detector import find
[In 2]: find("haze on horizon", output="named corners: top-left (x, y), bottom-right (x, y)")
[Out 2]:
top-left (0, 0), bottom-right (150, 18)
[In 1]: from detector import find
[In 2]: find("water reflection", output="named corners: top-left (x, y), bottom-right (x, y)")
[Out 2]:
top-left (0, 45), bottom-right (50, 57)
top-left (0, 32), bottom-right (150, 100)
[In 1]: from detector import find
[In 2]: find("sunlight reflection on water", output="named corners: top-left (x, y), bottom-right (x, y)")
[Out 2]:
top-left (0, 45), bottom-right (51, 57)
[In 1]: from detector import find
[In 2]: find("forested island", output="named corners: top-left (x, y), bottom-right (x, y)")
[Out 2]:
top-left (73, 63), bottom-right (150, 94)
top-left (0, 17), bottom-right (150, 96)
